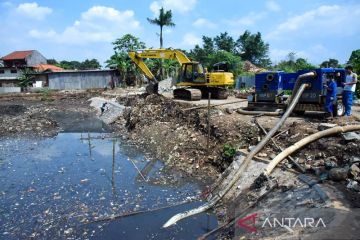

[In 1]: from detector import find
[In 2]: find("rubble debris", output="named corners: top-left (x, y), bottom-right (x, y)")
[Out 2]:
top-left (328, 168), bottom-right (348, 181)
top-left (0, 92), bottom-right (101, 138)
top-left (349, 164), bottom-right (360, 179)
top-left (119, 94), bottom-right (258, 176)
top-left (318, 123), bottom-right (337, 131)
top-left (342, 131), bottom-right (360, 141)
top-left (347, 180), bottom-right (360, 191)
top-left (1, 87), bottom-right (360, 239)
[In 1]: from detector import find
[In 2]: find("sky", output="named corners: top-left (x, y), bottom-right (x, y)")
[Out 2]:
top-left (0, 0), bottom-right (359, 67)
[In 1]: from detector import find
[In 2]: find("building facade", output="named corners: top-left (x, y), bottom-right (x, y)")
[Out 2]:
top-left (48, 69), bottom-right (120, 90)
top-left (0, 50), bottom-right (47, 87)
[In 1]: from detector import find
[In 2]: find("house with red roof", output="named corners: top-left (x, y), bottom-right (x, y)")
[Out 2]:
top-left (0, 50), bottom-right (47, 87)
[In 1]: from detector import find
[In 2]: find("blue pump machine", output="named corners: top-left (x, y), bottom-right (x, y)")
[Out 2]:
top-left (248, 68), bottom-right (346, 114)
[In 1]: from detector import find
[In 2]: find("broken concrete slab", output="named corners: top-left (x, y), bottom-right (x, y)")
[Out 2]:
top-left (341, 131), bottom-right (360, 141)
top-left (89, 97), bottom-right (125, 124)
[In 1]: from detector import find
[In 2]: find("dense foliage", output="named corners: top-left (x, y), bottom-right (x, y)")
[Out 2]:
top-left (49, 59), bottom-right (101, 70)
top-left (273, 52), bottom-right (317, 72)
top-left (188, 31), bottom-right (271, 77)
top-left (18, 67), bottom-right (35, 89)
top-left (347, 49), bottom-right (360, 98)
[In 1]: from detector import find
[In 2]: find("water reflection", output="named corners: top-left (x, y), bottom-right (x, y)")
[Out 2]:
top-left (0, 133), bottom-right (217, 239)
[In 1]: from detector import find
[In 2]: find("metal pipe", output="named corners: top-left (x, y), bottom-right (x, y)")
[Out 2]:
top-left (287, 71), bottom-right (316, 104)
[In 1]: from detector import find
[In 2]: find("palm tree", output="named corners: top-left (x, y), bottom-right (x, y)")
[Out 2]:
top-left (147, 7), bottom-right (175, 48)
top-left (147, 7), bottom-right (175, 81)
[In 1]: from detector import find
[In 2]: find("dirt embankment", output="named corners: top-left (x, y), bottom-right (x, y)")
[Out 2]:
top-left (112, 94), bottom-right (360, 206)
top-left (0, 91), bottom-right (102, 138)
top-left (115, 94), bottom-right (259, 180)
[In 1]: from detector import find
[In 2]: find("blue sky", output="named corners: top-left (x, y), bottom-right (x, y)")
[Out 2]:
top-left (1, 0), bottom-right (359, 67)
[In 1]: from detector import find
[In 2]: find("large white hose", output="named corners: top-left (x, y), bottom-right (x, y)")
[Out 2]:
top-left (264, 125), bottom-right (360, 176)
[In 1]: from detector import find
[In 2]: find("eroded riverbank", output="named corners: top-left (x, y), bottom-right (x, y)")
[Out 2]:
top-left (0, 95), bottom-right (218, 239)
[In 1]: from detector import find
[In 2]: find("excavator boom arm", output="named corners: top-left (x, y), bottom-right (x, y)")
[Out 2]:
top-left (128, 53), bottom-right (156, 81)
top-left (128, 48), bottom-right (193, 83)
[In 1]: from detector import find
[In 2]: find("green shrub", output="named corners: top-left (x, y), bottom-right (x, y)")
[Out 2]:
top-left (222, 144), bottom-right (236, 158)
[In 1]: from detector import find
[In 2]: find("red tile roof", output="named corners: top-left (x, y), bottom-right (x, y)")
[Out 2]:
top-left (33, 64), bottom-right (63, 72)
top-left (1, 50), bottom-right (34, 60)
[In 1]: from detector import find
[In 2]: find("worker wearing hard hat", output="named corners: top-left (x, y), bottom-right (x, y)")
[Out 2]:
top-left (342, 66), bottom-right (358, 116)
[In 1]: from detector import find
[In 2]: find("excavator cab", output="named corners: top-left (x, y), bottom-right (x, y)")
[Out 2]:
top-left (179, 62), bottom-right (206, 84)
top-left (212, 61), bottom-right (229, 72)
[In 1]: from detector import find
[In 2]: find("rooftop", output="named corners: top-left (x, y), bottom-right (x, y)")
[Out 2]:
top-left (33, 64), bottom-right (63, 72)
top-left (1, 50), bottom-right (35, 61)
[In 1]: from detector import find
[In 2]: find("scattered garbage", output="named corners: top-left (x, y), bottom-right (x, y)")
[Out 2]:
top-left (0, 133), bottom-right (211, 239)
top-left (328, 167), bottom-right (348, 181)
top-left (1, 89), bottom-right (360, 239)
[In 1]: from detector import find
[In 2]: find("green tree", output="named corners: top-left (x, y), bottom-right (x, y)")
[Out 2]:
top-left (47, 59), bottom-right (58, 65)
top-left (147, 7), bottom-right (175, 48)
top-left (236, 30), bottom-right (271, 67)
top-left (56, 60), bottom-right (82, 70)
top-left (295, 58), bottom-right (317, 70)
top-left (274, 52), bottom-right (317, 72)
top-left (106, 34), bottom-right (146, 86)
top-left (320, 58), bottom-right (340, 68)
top-left (348, 49), bottom-right (360, 73)
top-left (81, 59), bottom-right (101, 70)
top-left (203, 36), bottom-right (215, 54)
top-left (188, 36), bottom-right (215, 66)
top-left (348, 49), bottom-right (360, 98)
top-left (189, 45), bottom-right (208, 66)
top-left (112, 34), bottom-right (146, 53)
top-left (146, 58), bottom-right (179, 79)
top-left (147, 7), bottom-right (175, 81)
top-left (214, 32), bottom-right (235, 53)
top-left (188, 35), bottom-right (242, 77)
top-left (18, 68), bottom-right (35, 90)
top-left (207, 51), bottom-right (243, 78)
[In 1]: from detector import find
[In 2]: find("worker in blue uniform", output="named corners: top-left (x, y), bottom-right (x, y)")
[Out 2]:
top-left (324, 74), bottom-right (337, 118)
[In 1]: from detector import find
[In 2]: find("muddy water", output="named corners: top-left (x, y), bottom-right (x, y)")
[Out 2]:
top-left (0, 133), bottom-right (217, 239)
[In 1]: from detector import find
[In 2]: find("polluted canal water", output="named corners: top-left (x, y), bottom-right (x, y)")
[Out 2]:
top-left (0, 125), bottom-right (217, 239)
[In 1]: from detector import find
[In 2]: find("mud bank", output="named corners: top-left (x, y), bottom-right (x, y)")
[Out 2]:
top-left (0, 91), bottom-right (105, 138)
top-left (115, 94), bottom-right (259, 180)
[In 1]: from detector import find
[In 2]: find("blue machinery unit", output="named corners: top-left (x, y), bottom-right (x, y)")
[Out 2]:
top-left (248, 68), bottom-right (346, 114)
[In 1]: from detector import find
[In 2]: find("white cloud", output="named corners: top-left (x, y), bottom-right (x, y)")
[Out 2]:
top-left (193, 18), bottom-right (217, 29)
top-left (268, 4), bottom-right (360, 39)
top-left (226, 11), bottom-right (266, 27)
top-left (266, 1), bottom-right (281, 12)
top-left (150, 0), bottom-right (197, 14)
top-left (182, 33), bottom-right (201, 47)
top-left (29, 6), bottom-right (141, 44)
top-left (16, 2), bottom-right (52, 20)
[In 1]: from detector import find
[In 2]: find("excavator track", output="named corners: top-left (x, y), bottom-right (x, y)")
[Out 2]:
top-left (198, 87), bottom-right (229, 99)
top-left (173, 88), bottom-right (202, 101)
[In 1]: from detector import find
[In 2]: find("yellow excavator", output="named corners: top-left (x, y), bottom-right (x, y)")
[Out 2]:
top-left (128, 48), bottom-right (234, 100)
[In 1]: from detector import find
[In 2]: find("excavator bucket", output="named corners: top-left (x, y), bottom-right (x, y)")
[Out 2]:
top-left (146, 82), bottom-right (159, 95)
